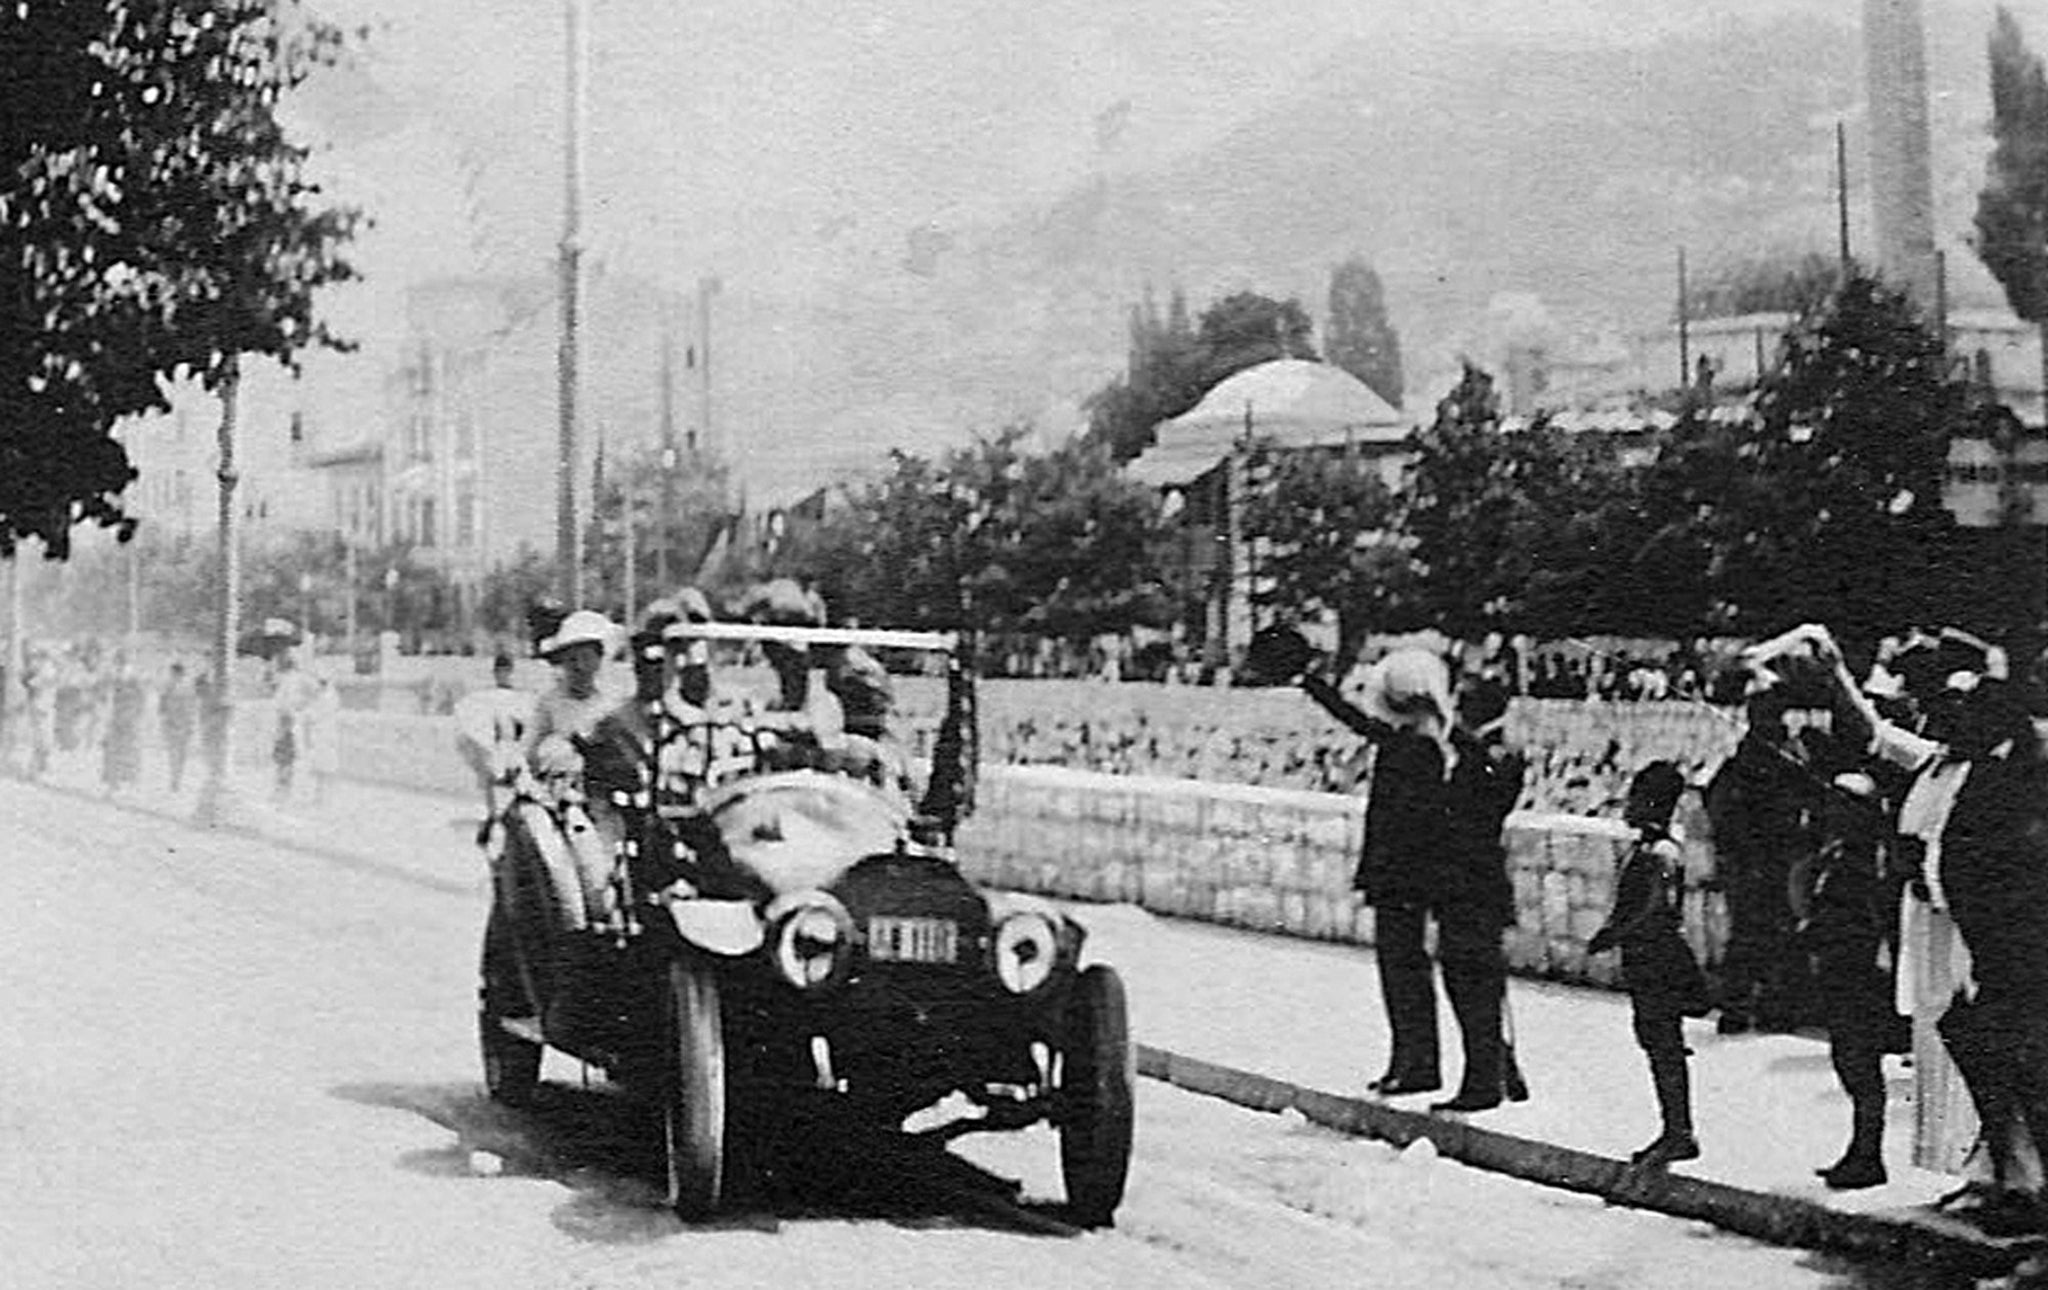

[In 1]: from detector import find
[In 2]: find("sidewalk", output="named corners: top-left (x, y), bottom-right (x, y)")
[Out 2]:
top-left (31, 757), bottom-right (2037, 1274)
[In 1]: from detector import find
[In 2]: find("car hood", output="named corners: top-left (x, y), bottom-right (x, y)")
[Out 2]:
top-left (706, 770), bottom-right (912, 896)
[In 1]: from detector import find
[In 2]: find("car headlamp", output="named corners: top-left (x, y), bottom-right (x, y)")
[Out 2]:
top-left (770, 894), bottom-right (853, 990)
top-left (990, 911), bottom-right (1059, 995)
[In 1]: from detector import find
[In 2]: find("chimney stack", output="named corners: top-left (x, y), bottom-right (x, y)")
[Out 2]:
top-left (1863, 0), bottom-right (1940, 306)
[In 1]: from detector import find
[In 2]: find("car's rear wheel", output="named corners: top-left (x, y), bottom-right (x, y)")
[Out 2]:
top-left (1058, 964), bottom-right (1135, 1227)
top-left (663, 957), bottom-right (727, 1219)
top-left (479, 911), bottom-right (542, 1107)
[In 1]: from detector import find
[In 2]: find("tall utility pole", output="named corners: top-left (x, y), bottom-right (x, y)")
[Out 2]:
top-left (658, 303), bottom-right (677, 593)
top-left (1837, 120), bottom-right (1853, 272)
top-left (697, 275), bottom-right (719, 461)
top-left (1676, 246), bottom-right (1691, 390)
top-left (555, 0), bottom-right (588, 606)
top-left (196, 357), bottom-right (243, 826)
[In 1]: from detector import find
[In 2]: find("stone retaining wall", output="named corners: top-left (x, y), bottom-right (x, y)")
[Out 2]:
top-left (950, 763), bottom-right (1728, 988)
top-left (297, 709), bottom-right (1728, 989)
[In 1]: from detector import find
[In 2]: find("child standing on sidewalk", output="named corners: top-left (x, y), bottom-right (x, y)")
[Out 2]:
top-left (1588, 761), bottom-right (1713, 1167)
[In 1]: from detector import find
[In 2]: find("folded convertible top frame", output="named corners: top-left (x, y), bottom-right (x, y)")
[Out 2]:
top-left (660, 622), bottom-right (959, 653)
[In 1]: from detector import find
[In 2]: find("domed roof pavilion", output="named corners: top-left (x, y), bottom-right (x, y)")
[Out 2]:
top-left (1125, 359), bottom-right (1408, 487)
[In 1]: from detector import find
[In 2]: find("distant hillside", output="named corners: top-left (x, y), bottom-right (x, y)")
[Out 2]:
top-left (785, 7), bottom-right (2015, 475)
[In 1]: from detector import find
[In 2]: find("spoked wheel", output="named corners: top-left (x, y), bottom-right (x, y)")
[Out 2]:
top-left (662, 957), bottom-right (727, 1219)
top-left (479, 911), bottom-right (542, 1107)
top-left (1058, 964), bottom-right (1135, 1227)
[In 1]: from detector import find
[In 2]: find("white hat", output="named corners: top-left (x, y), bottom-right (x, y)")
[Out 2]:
top-left (539, 609), bottom-right (617, 657)
top-left (1358, 648), bottom-right (1455, 729)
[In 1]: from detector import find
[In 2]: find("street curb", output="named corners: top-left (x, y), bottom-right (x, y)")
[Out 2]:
top-left (1136, 1044), bottom-right (2039, 1279)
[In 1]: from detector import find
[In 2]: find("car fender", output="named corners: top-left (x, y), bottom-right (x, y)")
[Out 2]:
top-left (667, 898), bottom-right (765, 956)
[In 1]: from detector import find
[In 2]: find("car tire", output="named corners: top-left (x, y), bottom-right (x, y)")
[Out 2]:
top-left (1059, 964), bottom-right (1135, 1227)
top-left (663, 957), bottom-right (727, 1219)
top-left (479, 911), bottom-right (542, 1107)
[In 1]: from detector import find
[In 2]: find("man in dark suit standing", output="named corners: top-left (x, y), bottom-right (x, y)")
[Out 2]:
top-left (1253, 627), bottom-right (1528, 1112)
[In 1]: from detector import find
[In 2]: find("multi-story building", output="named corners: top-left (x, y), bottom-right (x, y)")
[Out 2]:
top-left (304, 271), bottom-right (689, 622)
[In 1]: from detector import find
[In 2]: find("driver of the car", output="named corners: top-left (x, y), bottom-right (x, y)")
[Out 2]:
top-left (738, 579), bottom-right (847, 770)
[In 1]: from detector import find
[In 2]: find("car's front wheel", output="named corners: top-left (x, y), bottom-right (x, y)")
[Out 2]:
top-left (479, 911), bottom-right (541, 1107)
top-left (663, 957), bottom-right (727, 1219)
top-left (1058, 964), bottom-right (1135, 1226)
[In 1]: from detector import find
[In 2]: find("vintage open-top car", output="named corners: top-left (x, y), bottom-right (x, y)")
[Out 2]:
top-left (478, 621), bottom-right (1134, 1225)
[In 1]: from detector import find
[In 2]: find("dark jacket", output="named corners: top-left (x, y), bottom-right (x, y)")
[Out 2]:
top-left (1354, 729), bottom-right (1522, 924)
top-left (1590, 826), bottom-right (1710, 1015)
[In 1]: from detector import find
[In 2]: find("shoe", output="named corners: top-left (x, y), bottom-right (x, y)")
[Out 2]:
top-left (1430, 1092), bottom-right (1502, 1114)
top-left (1715, 1012), bottom-right (1753, 1036)
top-left (1629, 1133), bottom-right (1701, 1168)
top-left (1504, 1057), bottom-right (1530, 1104)
top-left (1367, 1073), bottom-right (1442, 1097)
top-left (1817, 1156), bottom-right (1887, 1190)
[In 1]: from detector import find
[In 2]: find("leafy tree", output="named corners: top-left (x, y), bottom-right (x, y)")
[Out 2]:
top-left (4, 1), bottom-right (362, 557)
top-left (478, 548), bottom-right (560, 645)
top-left (585, 446), bottom-right (737, 620)
top-left (786, 427), bottom-right (1171, 642)
top-left (1083, 287), bottom-right (1209, 463)
top-left (1324, 257), bottom-right (1404, 406)
top-left (1975, 6), bottom-right (2048, 398)
top-left (1242, 441), bottom-right (1415, 670)
top-left (1682, 249), bottom-right (1840, 321)
top-left (1400, 363), bottom-right (1641, 639)
top-left (1195, 291), bottom-right (1317, 387)
top-left (1084, 287), bottom-right (1322, 464)
top-left (1642, 272), bottom-right (1967, 644)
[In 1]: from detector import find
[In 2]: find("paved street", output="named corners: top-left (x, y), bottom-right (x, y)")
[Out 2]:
top-left (0, 766), bottom-right (1948, 1289)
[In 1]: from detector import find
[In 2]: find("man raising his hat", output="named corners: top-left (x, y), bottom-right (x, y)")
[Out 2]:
top-left (1250, 626), bottom-right (1526, 1113)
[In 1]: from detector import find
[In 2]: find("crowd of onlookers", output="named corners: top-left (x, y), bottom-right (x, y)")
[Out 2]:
top-left (977, 633), bottom-right (1763, 813)
top-left (0, 638), bottom-right (344, 802)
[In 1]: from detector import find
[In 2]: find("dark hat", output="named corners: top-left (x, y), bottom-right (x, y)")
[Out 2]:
top-left (741, 578), bottom-right (825, 628)
top-left (828, 646), bottom-right (894, 737)
top-left (1626, 760), bottom-right (1686, 819)
top-left (1246, 624), bottom-right (1316, 685)
top-left (526, 597), bottom-right (570, 655)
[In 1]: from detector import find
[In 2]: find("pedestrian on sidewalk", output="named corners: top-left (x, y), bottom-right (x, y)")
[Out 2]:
top-left (1588, 760), bottom-right (1712, 1169)
top-left (99, 651), bottom-right (145, 795)
top-left (269, 650), bottom-right (317, 802)
top-left (1704, 673), bottom-right (1820, 1034)
top-left (454, 652), bottom-right (538, 836)
top-left (1799, 622), bottom-right (2048, 1234)
top-left (1455, 666), bottom-right (1532, 1105)
top-left (158, 662), bottom-right (197, 793)
top-left (1250, 626), bottom-right (1523, 1112)
top-left (1795, 769), bottom-right (1905, 1190)
top-left (304, 675), bottom-right (341, 805)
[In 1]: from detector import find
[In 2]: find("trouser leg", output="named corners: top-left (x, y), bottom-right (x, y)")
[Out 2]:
top-left (1374, 904), bottom-right (1439, 1084)
top-left (1820, 964), bottom-right (1889, 1170)
top-left (1634, 1003), bottom-right (1694, 1142)
top-left (1438, 909), bottom-right (1506, 1102)
top-left (1940, 996), bottom-right (2026, 1188)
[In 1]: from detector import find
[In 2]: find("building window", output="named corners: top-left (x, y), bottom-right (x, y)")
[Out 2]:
top-left (455, 486), bottom-right (477, 548)
top-left (421, 497), bottom-right (437, 549)
top-left (455, 409), bottom-right (476, 460)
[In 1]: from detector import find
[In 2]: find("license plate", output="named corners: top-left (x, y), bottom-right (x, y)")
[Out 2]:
top-left (867, 916), bottom-right (958, 964)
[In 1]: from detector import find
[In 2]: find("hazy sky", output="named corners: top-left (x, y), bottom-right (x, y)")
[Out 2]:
top-left (283, 0), bottom-right (2048, 492)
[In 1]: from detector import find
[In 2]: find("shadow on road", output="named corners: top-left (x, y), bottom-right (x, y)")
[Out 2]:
top-left (331, 1078), bottom-right (1081, 1243)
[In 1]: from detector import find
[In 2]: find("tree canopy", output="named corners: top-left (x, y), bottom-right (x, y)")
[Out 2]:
top-left (1324, 257), bottom-right (1404, 407)
top-left (3, 0), bottom-right (362, 556)
top-left (1084, 287), bottom-right (1320, 464)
